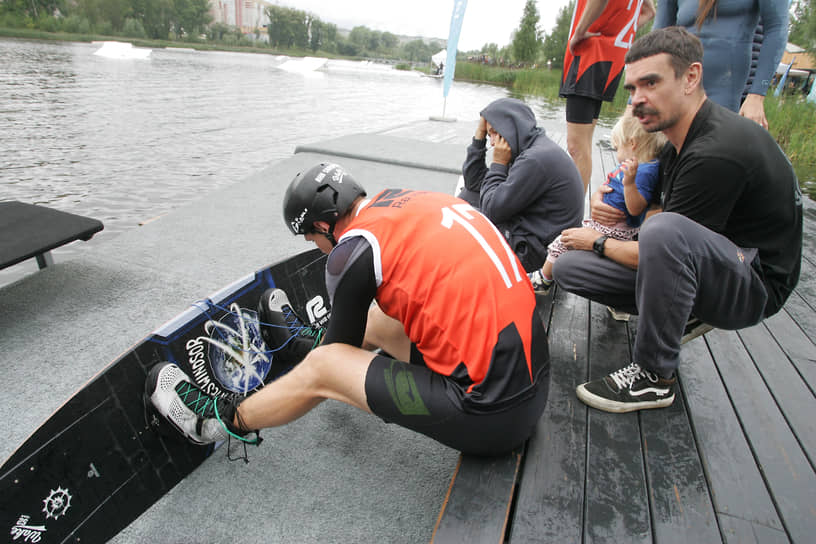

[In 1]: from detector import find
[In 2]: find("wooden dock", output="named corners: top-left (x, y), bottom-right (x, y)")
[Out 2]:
top-left (392, 119), bottom-right (816, 543)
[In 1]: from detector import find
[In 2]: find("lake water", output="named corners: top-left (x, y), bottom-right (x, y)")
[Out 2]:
top-left (1, 38), bottom-right (564, 284)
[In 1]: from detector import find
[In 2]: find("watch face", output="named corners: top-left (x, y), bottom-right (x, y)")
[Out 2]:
top-left (594, 236), bottom-right (607, 255)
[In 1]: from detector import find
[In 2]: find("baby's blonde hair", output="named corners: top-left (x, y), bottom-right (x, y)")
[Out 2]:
top-left (610, 111), bottom-right (667, 163)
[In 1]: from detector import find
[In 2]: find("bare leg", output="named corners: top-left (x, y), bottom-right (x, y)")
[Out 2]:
top-left (541, 259), bottom-right (554, 279)
top-left (236, 304), bottom-right (413, 430)
top-left (566, 121), bottom-right (597, 194)
top-left (236, 343), bottom-right (375, 429)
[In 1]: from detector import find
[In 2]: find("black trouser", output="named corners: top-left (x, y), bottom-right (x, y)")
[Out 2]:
top-left (553, 213), bottom-right (768, 377)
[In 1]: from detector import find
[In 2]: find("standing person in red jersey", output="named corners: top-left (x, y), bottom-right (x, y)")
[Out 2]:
top-left (561, 0), bottom-right (656, 193)
top-left (148, 163), bottom-right (550, 456)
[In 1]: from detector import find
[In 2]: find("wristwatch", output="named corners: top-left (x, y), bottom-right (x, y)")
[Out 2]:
top-left (593, 235), bottom-right (610, 256)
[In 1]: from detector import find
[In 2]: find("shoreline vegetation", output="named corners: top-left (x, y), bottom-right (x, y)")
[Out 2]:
top-left (2, 27), bottom-right (814, 197)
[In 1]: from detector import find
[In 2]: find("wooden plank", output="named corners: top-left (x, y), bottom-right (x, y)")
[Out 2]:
top-left (584, 302), bottom-right (651, 543)
top-left (509, 288), bottom-right (589, 543)
top-left (431, 450), bottom-right (522, 544)
top-left (639, 381), bottom-right (721, 543)
top-left (706, 329), bottom-right (816, 543)
top-left (430, 291), bottom-right (555, 544)
top-left (718, 514), bottom-right (789, 544)
top-left (799, 203), bottom-right (816, 265)
top-left (780, 290), bottom-right (816, 348)
top-left (739, 319), bottom-right (816, 466)
top-left (765, 308), bottom-right (816, 391)
top-left (789, 255), bottom-right (816, 312)
top-left (680, 337), bottom-right (786, 534)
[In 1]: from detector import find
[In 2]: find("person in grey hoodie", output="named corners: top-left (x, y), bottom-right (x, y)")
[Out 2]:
top-left (459, 97), bottom-right (584, 272)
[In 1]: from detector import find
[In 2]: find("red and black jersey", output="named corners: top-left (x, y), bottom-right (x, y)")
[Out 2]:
top-left (561, 0), bottom-right (646, 102)
top-left (332, 190), bottom-right (544, 407)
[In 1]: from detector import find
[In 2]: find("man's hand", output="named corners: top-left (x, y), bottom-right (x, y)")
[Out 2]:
top-left (569, 30), bottom-right (601, 55)
top-left (492, 134), bottom-right (512, 165)
top-left (475, 116), bottom-right (487, 140)
top-left (560, 227), bottom-right (603, 251)
top-left (590, 185), bottom-right (626, 225)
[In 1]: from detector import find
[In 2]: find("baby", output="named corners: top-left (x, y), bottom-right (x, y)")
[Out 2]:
top-left (528, 110), bottom-right (667, 294)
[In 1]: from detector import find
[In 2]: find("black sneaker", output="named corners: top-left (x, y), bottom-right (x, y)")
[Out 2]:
top-left (681, 316), bottom-right (714, 344)
top-left (145, 362), bottom-right (260, 445)
top-left (527, 269), bottom-right (553, 295)
top-left (258, 288), bottom-right (324, 364)
top-left (576, 362), bottom-right (676, 413)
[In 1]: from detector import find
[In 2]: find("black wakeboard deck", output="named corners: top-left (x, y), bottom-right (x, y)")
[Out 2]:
top-left (1, 248), bottom-right (329, 544)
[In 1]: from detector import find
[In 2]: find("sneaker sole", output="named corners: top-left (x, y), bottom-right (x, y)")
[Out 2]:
top-left (575, 383), bottom-right (675, 413)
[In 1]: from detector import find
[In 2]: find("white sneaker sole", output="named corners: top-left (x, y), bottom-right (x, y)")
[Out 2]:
top-left (575, 383), bottom-right (675, 413)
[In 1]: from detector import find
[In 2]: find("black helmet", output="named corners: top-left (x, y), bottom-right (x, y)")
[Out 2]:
top-left (283, 163), bottom-right (366, 238)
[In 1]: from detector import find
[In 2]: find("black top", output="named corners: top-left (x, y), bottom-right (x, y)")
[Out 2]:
top-left (658, 100), bottom-right (802, 315)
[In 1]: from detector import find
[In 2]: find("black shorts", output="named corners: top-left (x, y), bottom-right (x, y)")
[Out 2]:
top-left (566, 95), bottom-right (602, 124)
top-left (364, 347), bottom-right (548, 456)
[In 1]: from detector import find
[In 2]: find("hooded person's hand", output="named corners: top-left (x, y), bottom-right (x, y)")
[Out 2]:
top-left (492, 134), bottom-right (512, 166)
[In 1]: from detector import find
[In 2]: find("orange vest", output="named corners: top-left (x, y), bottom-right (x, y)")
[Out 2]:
top-left (338, 190), bottom-right (536, 386)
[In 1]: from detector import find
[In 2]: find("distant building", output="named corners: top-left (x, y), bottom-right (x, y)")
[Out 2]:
top-left (210, 0), bottom-right (273, 38)
top-left (778, 42), bottom-right (816, 74)
top-left (775, 43), bottom-right (816, 96)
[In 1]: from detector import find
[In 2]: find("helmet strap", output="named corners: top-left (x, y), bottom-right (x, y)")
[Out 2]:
top-left (326, 225), bottom-right (338, 247)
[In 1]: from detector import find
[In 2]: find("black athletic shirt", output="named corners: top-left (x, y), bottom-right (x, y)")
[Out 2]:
top-left (658, 100), bottom-right (803, 316)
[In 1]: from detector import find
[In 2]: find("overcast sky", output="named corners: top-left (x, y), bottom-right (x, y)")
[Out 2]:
top-left (275, 0), bottom-right (574, 52)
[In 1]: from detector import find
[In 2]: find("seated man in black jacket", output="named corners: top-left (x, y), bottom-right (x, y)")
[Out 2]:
top-left (553, 27), bottom-right (802, 414)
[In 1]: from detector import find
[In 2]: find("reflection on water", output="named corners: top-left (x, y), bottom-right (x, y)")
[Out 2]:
top-left (0, 39), bottom-right (518, 240)
top-left (0, 38), bottom-right (573, 286)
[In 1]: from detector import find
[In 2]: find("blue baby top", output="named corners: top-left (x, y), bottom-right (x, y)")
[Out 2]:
top-left (602, 159), bottom-right (660, 227)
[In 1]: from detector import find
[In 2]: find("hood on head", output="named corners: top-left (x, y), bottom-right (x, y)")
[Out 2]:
top-left (480, 98), bottom-right (539, 158)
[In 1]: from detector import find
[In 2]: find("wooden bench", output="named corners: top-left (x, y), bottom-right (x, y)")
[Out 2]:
top-left (431, 135), bottom-right (816, 543)
top-left (0, 201), bottom-right (104, 270)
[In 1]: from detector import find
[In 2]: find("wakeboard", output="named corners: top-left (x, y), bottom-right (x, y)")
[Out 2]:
top-left (0, 248), bottom-right (329, 544)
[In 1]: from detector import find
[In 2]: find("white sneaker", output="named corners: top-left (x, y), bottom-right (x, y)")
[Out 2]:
top-left (527, 269), bottom-right (553, 295)
top-left (145, 362), bottom-right (229, 445)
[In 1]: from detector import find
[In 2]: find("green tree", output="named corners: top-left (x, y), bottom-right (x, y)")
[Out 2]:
top-left (790, 0), bottom-right (816, 51)
top-left (512, 0), bottom-right (542, 64)
top-left (266, 5), bottom-right (308, 48)
top-left (324, 22), bottom-right (337, 43)
top-left (173, 0), bottom-right (211, 38)
top-left (367, 29), bottom-right (381, 52)
top-left (0, 0), bottom-right (64, 18)
top-left (131, 0), bottom-right (173, 39)
top-left (309, 17), bottom-right (323, 52)
top-left (349, 25), bottom-right (371, 50)
top-left (401, 38), bottom-right (432, 62)
top-left (381, 31), bottom-right (398, 51)
top-left (541, 0), bottom-right (573, 68)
